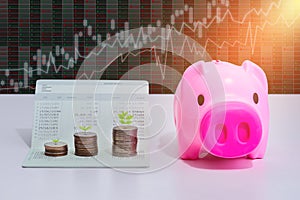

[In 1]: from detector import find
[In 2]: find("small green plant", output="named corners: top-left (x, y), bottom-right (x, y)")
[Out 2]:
top-left (118, 111), bottom-right (134, 125)
top-left (52, 139), bottom-right (60, 144)
top-left (79, 125), bottom-right (92, 132)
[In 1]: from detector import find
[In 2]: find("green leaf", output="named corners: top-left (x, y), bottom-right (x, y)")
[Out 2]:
top-left (79, 125), bottom-right (92, 131)
top-left (119, 111), bottom-right (133, 124)
top-left (126, 115), bottom-right (133, 120)
top-left (52, 139), bottom-right (59, 143)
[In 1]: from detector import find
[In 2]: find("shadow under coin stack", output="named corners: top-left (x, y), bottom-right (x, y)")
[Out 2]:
top-left (44, 142), bottom-right (68, 157)
top-left (112, 126), bottom-right (138, 157)
top-left (74, 132), bottom-right (98, 156)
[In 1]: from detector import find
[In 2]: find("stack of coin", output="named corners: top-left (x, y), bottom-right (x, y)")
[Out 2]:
top-left (44, 142), bottom-right (68, 157)
top-left (74, 132), bottom-right (98, 156)
top-left (112, 126), bottom-right (138, 157)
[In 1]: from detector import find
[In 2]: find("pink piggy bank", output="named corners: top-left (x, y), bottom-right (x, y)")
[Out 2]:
top-left (174, 60), bottom-right (269, 159)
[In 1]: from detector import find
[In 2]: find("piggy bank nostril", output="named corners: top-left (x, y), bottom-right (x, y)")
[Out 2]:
top-left (215, 124), bottom-right (227, 144)
top-left (238, 122), bottom-right (250, 143)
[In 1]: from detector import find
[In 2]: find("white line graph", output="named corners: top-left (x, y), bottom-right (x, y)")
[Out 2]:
top-left (0, 0), bottom-right (299, 92)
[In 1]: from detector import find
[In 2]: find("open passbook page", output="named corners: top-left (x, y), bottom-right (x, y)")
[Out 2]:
top-left (23, 80), bottom-right (149, 168)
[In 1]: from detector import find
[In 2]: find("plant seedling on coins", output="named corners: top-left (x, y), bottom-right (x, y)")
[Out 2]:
top-left (52, 139), bottom-right (60, 145)
top-left (112, 111), bottom-right (138, 157)
top-left (118, 111), bottom-right (134, 125)
top-left (79, 125), bottom-right (92, 133)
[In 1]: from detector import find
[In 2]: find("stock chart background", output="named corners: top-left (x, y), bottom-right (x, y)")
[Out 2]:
top-left (0, 0), bottom-right (299, 94)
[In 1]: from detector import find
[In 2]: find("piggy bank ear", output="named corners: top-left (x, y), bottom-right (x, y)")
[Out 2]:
top-left (190, 60), bottom-right (206, 75)
top-left (242, 60), bottom-right (268, 92)
top-left (190, 60), bottom-right (216, 76)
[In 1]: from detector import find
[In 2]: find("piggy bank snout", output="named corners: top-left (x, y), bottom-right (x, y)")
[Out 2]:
top-left (200, 102), bottom-right (262, 158)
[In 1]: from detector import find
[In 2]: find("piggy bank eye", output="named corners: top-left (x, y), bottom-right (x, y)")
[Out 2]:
top-left (198, 94), bottom-right (205, 106)
top-left (253, 93), bottom-right (259, 104)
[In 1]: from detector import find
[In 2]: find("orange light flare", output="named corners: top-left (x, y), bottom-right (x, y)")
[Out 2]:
top-left (280, 0), bottom-right (300, 24)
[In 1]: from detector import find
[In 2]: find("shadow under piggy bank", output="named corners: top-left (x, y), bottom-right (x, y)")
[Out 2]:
top-left (182, 154), bottom-right (254, 170)
top-left (159, 132), bottom-right (254, 170)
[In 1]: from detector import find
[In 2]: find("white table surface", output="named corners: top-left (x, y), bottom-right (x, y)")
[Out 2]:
top-left (0, 94), bottom-right (299, 200)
